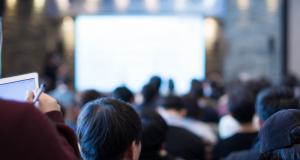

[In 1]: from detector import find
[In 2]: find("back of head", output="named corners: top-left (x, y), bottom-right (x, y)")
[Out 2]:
top-left (112, 86), bottom-right (134, 103)
top-left (256, 87), bottom-right (300, 121)
top-left (79, 89), bottom-right (103, 108)
top-left (142, 84), bottom-right (157, 104)
top-left (139, 109), bottom-right (168, 158)
top-left (228, 86), bottom-right (255, 124)
top-left (158, 95), bottom-right (184, 111)
top-left (149, 76), bottom-right (162, 91)
top-left (77, 98), bottom-right (142, 160)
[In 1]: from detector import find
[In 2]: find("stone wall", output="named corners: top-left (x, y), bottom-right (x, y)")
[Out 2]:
top-left (223, 0), bottom-right (284, 83)
top-left (2, 0), bottom-right (61, 77)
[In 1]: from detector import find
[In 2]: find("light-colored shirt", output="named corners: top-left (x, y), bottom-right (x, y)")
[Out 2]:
top-left (157, 107), bottom-right (217, 144)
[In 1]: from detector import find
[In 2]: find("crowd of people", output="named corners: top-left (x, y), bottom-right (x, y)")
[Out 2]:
top-left (2, 54), bottom-right (300, 160)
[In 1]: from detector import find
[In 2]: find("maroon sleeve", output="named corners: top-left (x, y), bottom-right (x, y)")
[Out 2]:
top-left (46, 111), bottom-right (81, 158)
top-left (0, 100), bottom-right (80, 160)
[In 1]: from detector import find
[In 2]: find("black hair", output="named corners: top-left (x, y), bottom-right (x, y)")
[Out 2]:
top-left (256, 87), bottom-right (300, 121)
top-left (158, 95), bottom-right (184, 111)
top-left (259, 144), bottom-right (300, 160)
top-left (142, 84), bottom-right (157, 104)
top-left (112, 86), bottom-right (134, 103)
top-left (79, 89), bottom-right (103, 108)
top-left (77, 98), bottom-right (142, 160)
top-left (228, 86), bottom-right (255, 124)
top-left (139, 109), bottom-right (168, 158)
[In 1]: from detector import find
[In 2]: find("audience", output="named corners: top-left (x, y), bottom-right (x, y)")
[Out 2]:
top-left (225, 87), bottom-right (300, 160)
top-left (139, 109), bottom-right (183, 160)
top-left (4, 69), bottom-right (300, 160)
top-left (213, 86), bottom-right (258, 159)
top-left (157, 95), bottom-right (217, 145)
top-left (77, 98), bottom-right (142, 160)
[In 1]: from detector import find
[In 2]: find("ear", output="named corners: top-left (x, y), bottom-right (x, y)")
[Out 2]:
top-left (123, 140), bottom-right (141, 160)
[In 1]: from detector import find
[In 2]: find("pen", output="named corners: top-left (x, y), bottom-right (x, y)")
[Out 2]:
top-left (33, 83), bottom-right (46, 103)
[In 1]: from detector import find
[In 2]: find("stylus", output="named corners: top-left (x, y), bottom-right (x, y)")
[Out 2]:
top-left (33, 83), bottom-right (46, 103)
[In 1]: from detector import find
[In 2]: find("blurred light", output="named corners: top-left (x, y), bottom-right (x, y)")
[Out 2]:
top-left (34, 0), bottom-right (46, 13)
top-left (204, 18), bottom-right (218, 50)
top-left (174, 0), bottom-right (187, 12)
top-left (56, 0), bottom-right (70, 13)
top-left (6, 0), bottom-right (17, 11)
top-left (267, 0), bottom-right (278, 14)
top-left (144, 0), bottom-right (159, 12)
top-left (61, 16), bottom-right (75, 55)
top-left (237, 0), bottom-right (250, 11)
top-left (84, 0), bottom-right (100, 13)
top-left (203, 0), bottom-right (217, 10)
top-left (114, 0), bottom-right (130, 11)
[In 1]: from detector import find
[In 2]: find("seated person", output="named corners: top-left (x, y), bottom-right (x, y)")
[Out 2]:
top-left (213, 87), bottom-right (258, 159)
top-left (258, 109), bottom-right (300, 160)
top-left (165, 125), bottom-right (206, 160)
top-left (77, 98), bottom-right (142, 160)
top-left (0, 91), bottom-right (80, 159)
top-left (157, 95), bottom-right (217, 144)
top-left (225, 87), bottom-right (300, 160)
top-left (139, 109), bottom-right (183, 160)
top-left (112, 86), bottom-right (135, 104)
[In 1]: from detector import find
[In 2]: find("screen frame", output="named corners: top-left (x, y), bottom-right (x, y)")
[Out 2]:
top-left (0, 72), bottom-right (39, 89)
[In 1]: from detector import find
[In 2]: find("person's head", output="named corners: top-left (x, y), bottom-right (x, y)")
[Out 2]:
top-left (259, 109), bottom-right (300, 160)
top-left (139, 109), bottom-right (168, 158)
top-left (78, 89), bottom-right (103, 108)
top-left (112, 86), bottom-right (134, 103)
top-left (256, 87), bottom-right (300, 122)
top-left (77, 98), bottom-right (142, 160)
top-left (228, 86), bottom-right (255, 124)
top-left (142, 84), bottom-right (157, 104)
top-left (158, 95), bottom-right (186, 115)
top-left (149, 76), bottom-right (162, 92)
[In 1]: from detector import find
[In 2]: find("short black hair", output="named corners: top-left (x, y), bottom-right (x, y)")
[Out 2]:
top-left (158, 95), bottom-right (184, 111)
top-left (256, 87), bottom-right (300, 121)
top-left (112, 86), bottom-right (134, 103)
top-left (228, 86), bottom-right (255, 124)
top-left (139, 109), bottom-right (168, 158)
top-left (79, 89), bottom-right (103, 108)
top-left (142, 84), bottom-right (157, 103)
top-left (77, 98), bottom-right (142, 160)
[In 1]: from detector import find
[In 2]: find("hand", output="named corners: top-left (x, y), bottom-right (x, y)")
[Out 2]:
top-left (26, 90), bottom-right (61, 113)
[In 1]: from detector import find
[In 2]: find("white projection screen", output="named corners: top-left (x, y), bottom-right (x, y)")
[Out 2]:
top-left (75, 15), bottom-right (205, 94)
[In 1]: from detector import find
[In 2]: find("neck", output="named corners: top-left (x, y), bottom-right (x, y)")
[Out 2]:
top-left (239, 122), bottom-right (257, 133)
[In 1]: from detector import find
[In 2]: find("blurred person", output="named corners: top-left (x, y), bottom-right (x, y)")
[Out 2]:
top-left (157, 95), bottom-right (217, 144)
top-left (139, 84), bottom-right (159, 110)
top-left (77, 98), bottom-right (142, 160)
top-left (139, 109), bottom-right (183, 160)
top-left (258, 109), bottom-right (300, 160)
top-left (77, 89), bottom-right (104, 108)
top-left (112, 86), bottom-right (135, 104)
top-left (42, 52), bottom-right (62, 92)
top-left (0, 91), bottom-right (80, 159)
top-left (225, 87), bottom-right (300, 160)
top-left (213, 87), bottom-right (258, 159)
top-left (218, 80), bottom-right (270, 139)
top-left (183, 79), bottom-right (219, 123)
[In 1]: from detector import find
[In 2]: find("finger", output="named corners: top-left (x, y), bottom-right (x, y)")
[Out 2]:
top-left (26, 90), bottom-right (34, 102)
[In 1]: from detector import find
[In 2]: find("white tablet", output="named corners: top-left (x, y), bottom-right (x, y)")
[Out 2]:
top-left (0, 73), bottom-right (39, 102)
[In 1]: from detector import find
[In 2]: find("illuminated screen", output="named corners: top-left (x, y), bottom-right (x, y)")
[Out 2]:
top-left (0, 79), bottom-right (36, 101)
top-left (75, 15), bottom-right (205, 93)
